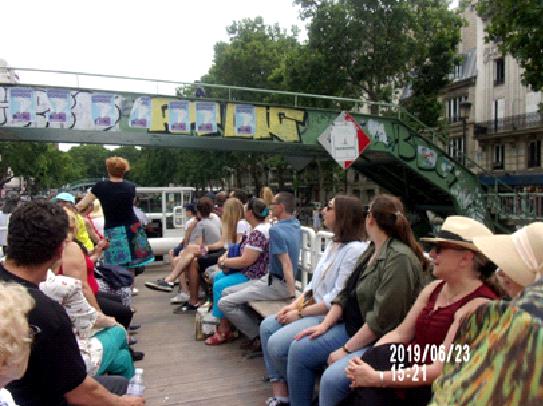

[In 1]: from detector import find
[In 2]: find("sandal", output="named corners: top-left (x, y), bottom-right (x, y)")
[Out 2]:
top-left (205, 330), bottom-right (232, 345)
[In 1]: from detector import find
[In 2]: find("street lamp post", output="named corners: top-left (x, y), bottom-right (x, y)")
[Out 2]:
top-left (459, 100), bottom-right (472, 166)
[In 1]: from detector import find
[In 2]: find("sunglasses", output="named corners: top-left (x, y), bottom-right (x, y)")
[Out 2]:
top-left (428, 244), bottom-right (465, 254)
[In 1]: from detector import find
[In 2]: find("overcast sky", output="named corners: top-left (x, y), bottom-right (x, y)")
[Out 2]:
top-left (4, 0), bottom-right (458, 87)
top-left (3, 0), bottom-right (306, 89)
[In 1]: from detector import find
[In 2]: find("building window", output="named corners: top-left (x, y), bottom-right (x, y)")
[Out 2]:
top-left (493, 144), bottom-right (505, 170)
top-left (528, 140), bottom-right (541, 168)
top-left (451, 63), bottom-right (463, 80)
top-left (448, 137), bottom-right (464, 160)
top-left (491, 98), bottom-right (506, 131)
top-left (494, 58), bottom-right (505, 86)
top-left (445, 96), bottom-right (467, 123)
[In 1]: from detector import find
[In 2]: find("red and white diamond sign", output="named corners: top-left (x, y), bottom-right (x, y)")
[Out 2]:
top-left (318, 112), bottom-right (371, 169)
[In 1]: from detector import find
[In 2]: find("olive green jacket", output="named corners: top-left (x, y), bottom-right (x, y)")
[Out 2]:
top-left (332, 238), bottom-right (426, 337)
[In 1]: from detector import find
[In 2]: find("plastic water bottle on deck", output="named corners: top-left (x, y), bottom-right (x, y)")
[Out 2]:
top-left (127, 368), bottom-right (145, 396)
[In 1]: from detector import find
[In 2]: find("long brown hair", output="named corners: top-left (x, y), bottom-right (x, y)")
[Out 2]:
top-left (369, 194), bottom-right (429, 271)
top-left (332, 195), bottom-right (367, 243)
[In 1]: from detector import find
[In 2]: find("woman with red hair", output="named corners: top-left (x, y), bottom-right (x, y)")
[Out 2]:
top-left (77, 157), bottom-right (153, 268)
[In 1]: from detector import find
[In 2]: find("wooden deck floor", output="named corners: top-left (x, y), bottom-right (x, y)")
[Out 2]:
top-left (132, 266), bottom-right (270, 406)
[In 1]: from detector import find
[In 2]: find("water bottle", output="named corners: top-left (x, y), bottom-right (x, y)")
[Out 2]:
top-left (127, 368), bottom-right (144, 396)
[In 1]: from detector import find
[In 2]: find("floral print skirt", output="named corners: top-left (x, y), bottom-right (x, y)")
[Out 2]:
top-left (103, 222), bottom-right (154, 268)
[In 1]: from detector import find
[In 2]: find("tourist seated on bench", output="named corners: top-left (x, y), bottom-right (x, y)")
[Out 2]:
top-left (40, 268), bottom-right (135, 379)
top-left (168, 203), bottom-right (199, 303)
top-left (429, 222), bottom-right (543, 405)
top-left (0, 282), bottom-right (34, 405)
top-left (184, 197), bottom-right (250, 311)
top-left (172, 197), bottom-right (250, 312)
top-left (342, 216), bottom-right (500, 406)
top-left (261, 195), bottom-right (368, 406)
top-left (146, 196), bottom-right (231, 311)
top-left (58, 208), bottom-right (135, 331)
top-left (286, 194), bottom-right (428, 406)
top-left (205, 198), bottom-right (270, 345)
top-left (218, 192), bottom-right (301, 352)
top-left (0, 201), bottom-right (144, 405)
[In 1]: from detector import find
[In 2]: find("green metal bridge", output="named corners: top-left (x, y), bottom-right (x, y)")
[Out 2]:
top-left (0, 68), bottom-right (535, 230)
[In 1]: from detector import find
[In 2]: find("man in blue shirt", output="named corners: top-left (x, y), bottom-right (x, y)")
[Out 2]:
top-left (219, 192), bottom-right (301, 347)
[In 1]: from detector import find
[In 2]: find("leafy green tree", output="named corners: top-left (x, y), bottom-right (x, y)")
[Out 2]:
top-left (403, 0), bottom-right (463, 127)
top-left (293, 0), bottom-right (418, 105)
top-left (0, 142), bottom-right (79, 191)
top-left (201, 16), bottom-right (302, 104)
top-left (290, 0), bottom-right (461, 120)
top-left (477, 0), bottom-right (543, 90)
top-left (67, 144), bottom-right (110, 179)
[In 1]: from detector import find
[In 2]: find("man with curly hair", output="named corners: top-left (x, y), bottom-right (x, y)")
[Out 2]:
top-left (0, 201), bottom-right (144, 406)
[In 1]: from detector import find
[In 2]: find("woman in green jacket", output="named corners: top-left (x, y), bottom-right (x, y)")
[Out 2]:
top-left (287, 194), bottom-right (428, 406)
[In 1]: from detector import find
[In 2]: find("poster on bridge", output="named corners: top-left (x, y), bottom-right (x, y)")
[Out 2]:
top-left (91, 94), bottom-right (116, 129)
top-left (168, 100), bottom-right (190, 133)
top-left (46, 89), bottom-right (71, 125)
top-left (8, 87), bottom-right (36, 125)
top-left (129, 96), bottom-right (151, 129)
top-left (234, 104), bottom-right (256, 136)
top-left (417, 145), bottom-right (437, 170)
top-left (196, 102), bottom-right (217, 134)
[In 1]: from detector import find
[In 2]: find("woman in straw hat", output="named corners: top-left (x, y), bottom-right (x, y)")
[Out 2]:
top-left (430, 222), bottom-right (543, 405)
top-left (343, 216), bottom-right (500, 406)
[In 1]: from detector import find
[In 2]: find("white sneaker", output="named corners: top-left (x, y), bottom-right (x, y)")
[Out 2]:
top-left (132, 288), bottom-right (139, 296)
top-left (170, 291), bottom-right (190, 304)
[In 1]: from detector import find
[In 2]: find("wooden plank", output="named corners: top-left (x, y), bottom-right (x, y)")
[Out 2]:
top-left (249, 300), bottom-right (292, 318)
top-left (132, 266), bottom-right (271, 405)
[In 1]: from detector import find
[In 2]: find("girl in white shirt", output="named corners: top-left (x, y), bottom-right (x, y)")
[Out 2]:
top-left (260, 195), bottom-right (369, 406)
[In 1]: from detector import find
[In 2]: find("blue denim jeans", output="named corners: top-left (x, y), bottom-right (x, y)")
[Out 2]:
top-left (287, 323), bottom-right (370, 406)
top-left (212, 271), bottom-right (249, 318)
top-left (261, 314), bottom-right (324, 382)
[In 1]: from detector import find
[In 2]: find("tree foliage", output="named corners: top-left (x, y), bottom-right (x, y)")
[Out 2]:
top-left (477, 0), bottom-right (543, 90)
top-left (404, 0), bottom-right (463, 127)
top-left (201, 16), bottom-right (301, 104)
top-left (288, 0), bottom-right (461, 122)
top-left (0, 142), bottom-right (79, 192)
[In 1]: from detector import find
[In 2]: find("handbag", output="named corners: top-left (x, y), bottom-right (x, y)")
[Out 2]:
top-left (223, 242), bottom-right (242, 274)
top-left (95, 263), bottom-right (134, 290)
top-left (297, 289), bottom-right (316, 313)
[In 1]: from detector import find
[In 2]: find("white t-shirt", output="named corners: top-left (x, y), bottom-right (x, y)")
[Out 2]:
top-left (236, 219), bottom-right (251, 237)
top-left (0, 387), bottom-right (19, 406)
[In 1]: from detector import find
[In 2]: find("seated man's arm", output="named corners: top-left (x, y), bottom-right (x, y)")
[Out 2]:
top-left (278, 252), bottom-right (296, 297)
top-left (65, 376), bottom-right (144, 406)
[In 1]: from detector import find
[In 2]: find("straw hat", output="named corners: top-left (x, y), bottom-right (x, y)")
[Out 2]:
top-left (473, 222), bottom-right (543, 287)
top-left (420, 215), bottom-right (492, 251)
